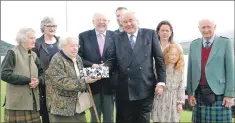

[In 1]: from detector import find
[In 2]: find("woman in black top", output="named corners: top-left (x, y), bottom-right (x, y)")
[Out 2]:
top-left (32, 16), bottom-right (59, 123)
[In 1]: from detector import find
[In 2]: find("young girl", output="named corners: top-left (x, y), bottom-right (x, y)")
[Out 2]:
top-left (152, 43), bottom-right (185, 122)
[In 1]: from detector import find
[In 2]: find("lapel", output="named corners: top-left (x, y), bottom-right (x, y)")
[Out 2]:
top-left (127, 29), bottom-right (146, 66)
top-left (206, 36), bottom-right (222, 64)
top-left (38, 35), bottom-right (49, 54)
top-left (120, 32), bottom-right (133, 59)
top-left (195, 38), bottom-right (202, 70)
top-left (89, 29), bottom-right (100, 56)
top-left (120, 29), bottom-right (147, 67)
top-left (102, 31), bottom-right (110, 56)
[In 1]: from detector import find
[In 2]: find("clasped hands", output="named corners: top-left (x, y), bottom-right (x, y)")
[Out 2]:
top-left (29, 78), bottom-right (39, 88)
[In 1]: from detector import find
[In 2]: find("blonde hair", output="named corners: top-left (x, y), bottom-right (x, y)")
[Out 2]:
top-left (163, 43), bottom-right (184, 73)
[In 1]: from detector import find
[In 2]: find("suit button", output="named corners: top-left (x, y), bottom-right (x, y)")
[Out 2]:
top-left (139, 67), bottom-right (142, 70)
top-left (128, 78), bottom-right (130, 80)
top-left (127, 68), bottom-right (130, 71)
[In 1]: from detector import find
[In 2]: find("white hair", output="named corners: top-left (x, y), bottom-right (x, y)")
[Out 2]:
top-left (92, 12), bottom-right (110, 21)
top-left (40, 16), bottom-right (56, 33)
top-left (15, 28), bottom-right (35, 44)
top-left (198, 18), bottom-right (216, 27)
top-left (120, 10), bottom-right (139, 23)
top-left (58, 33), bottom-right (78, 49)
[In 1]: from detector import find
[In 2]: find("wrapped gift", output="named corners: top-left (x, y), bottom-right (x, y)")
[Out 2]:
top-left (80, 66), bottom-right (109, 79)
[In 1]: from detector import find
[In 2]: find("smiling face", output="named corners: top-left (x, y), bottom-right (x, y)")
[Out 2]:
top-left (116, 8), bottom-right (126, 27)
top-left (121, 12), bottom-right (139, 34)
top-left (43, 22), bottom-right (57, 36)
top-left (93, 13), bottom-right (110, 33)
top-left (62, 38), bottom-right (79, 59)
top-left (199, 19), bottom-right (216, 40)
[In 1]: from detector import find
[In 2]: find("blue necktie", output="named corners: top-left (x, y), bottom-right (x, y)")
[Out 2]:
top-left (205, 40), bottom-right (210, 49)
top-left (130, 35), bottom-right (135, 49)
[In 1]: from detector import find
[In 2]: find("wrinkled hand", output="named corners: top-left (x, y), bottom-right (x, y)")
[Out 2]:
top-left (188, 95), bottom-right (197, 106)
top-left (177, 103), bottom-right (183, 113)
top-left (85, 75), bottom-right (101, 83)
top-left (155, 85), bottom-right (164, 96)
top-left (29, 78), bottom-right (39, 88)
top-left (222, 97), bottom-right (233, 108)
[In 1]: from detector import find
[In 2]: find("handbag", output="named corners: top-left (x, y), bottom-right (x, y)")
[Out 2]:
top-left (76, 91), bottom-right (93, 113)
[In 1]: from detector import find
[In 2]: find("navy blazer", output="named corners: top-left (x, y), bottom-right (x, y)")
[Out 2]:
top-left (78, 29), bottom-right (117, 94)
top-left (105, 28), bottom-right (166, 101)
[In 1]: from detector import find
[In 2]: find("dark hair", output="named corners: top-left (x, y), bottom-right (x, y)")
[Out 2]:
top-left (116, 7), bottom-right (127, 12)
top-left (156, 20), bottom-right (174, 43)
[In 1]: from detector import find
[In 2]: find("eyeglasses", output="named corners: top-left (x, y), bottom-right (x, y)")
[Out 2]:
top-left (44, 25), bottom-right (57, 28)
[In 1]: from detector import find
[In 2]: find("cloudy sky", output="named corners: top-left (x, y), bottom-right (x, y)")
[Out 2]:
top-left (1, 1), bottom-right (234, 45)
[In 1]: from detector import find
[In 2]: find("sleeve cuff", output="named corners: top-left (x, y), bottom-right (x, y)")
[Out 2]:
top-left (157, 82), bottom-right (165, 86)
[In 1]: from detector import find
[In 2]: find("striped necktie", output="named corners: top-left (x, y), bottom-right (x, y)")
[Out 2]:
top-left (205, 40), bottom-right (210, 49)
top-left (130, 35), bottom-right (135, 50)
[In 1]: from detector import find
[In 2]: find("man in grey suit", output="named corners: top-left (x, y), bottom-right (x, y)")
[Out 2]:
top-left (105, 11), bottom-right (166, 123)
top-left (187, 19), bottom-right (234, 122)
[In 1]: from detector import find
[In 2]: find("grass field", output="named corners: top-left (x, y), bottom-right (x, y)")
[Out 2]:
top-left (0, 82), bottom-right (233, 122)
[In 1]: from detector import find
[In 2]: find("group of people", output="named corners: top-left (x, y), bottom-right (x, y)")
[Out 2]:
top-left (1, 6), bottom-right (234, 123)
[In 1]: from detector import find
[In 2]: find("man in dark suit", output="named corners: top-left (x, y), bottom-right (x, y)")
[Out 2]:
top-left (78, 13), bottom-right (116, 122)
top-left (114, 7), bottom-right (127, 33)
top-left (105, 11), bottom-right (166, 123)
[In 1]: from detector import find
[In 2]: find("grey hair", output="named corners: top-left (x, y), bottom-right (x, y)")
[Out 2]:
top-left (58, 33), bottom-right (78, 49)
top-left (40, 16), bottom-right (56, 33)
top-left (15, 28), bottom-right (35, 44)
top-left (198, 18), bottom-right (216, 28)
top-left (120, 10), bottom-right (139, 24)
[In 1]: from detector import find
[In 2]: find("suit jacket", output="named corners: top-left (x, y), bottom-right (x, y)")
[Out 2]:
top-left (114, 29), bottom-right (121, 33)
top-left (78, 29), bottom-right (117, 94)
top-left (187, 36), bottom-right (234, 97)
top-left (105, 28), bottom-right (166, 101)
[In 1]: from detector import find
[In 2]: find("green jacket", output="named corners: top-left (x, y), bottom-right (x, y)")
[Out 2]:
top-left (1, 45), bottom-right (44, 110)
top-left (187, 36), bottom-right (234, 97)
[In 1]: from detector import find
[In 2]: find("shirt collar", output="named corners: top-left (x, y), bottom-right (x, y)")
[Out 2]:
top-left (127, 28), bottom-right (139, 38)
top-left (119, 27), bottom-right (123, 32)
top-left (203, 34), bottom-right (216, 45)
top-left (95, 29), bottom-right (106, 37)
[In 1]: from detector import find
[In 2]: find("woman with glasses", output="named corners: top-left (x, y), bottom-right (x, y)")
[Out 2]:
top-left (32, 16), bottom-right (59, 123)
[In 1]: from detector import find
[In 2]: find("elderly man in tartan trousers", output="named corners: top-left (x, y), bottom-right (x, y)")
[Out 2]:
top-left (187, 19), bottom-right (234, 123)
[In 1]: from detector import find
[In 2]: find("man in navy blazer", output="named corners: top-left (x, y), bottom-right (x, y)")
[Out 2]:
top-left (105, 11), bottom-right (166, 123)
top-left (78, 13), bottom-right (116, 122)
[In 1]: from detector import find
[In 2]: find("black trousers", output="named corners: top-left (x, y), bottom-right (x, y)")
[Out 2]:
top-left (116, 95), bottom-right (153, 123)
top-left (40, 86), bottom-right (50, 123)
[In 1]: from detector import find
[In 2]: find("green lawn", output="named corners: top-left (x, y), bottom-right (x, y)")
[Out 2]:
top-left (0, 82), bottom-right (233, 122)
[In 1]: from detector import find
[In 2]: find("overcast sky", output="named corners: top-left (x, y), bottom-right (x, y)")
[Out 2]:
top-left (1, 1), bottom-right (234, 45)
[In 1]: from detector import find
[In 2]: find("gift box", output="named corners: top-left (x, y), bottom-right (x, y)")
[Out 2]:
top-left (80, 66), bottom-right (109, 79)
